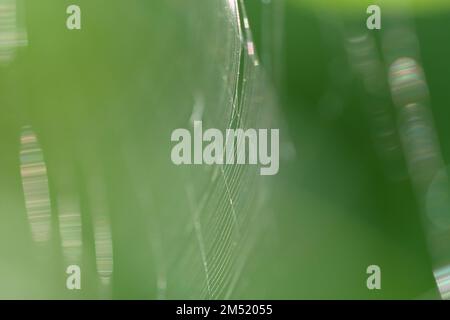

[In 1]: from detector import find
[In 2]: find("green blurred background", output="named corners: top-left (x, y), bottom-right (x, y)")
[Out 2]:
top-left (1, 0), bottom-right (450, 299)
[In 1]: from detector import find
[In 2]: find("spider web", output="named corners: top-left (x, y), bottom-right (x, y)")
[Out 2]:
top-left (0, 0), bottom-right (283, 299)
top-left (117, 0), bottom-right (282, 299)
